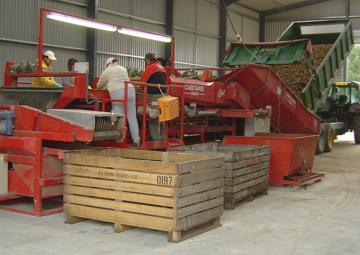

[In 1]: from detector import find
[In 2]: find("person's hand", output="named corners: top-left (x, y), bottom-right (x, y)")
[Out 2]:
top-left (54, 83), bottom-right (62, 87)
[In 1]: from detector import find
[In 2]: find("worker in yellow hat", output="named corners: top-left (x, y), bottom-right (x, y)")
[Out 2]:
top-left (31, 50), bottom-right (62, 87)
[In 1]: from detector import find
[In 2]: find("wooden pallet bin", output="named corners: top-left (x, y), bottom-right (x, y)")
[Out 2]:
top-left (63, 148), bottom-right (225, 243)
top-left (168, 143), bottom-right (270, 210)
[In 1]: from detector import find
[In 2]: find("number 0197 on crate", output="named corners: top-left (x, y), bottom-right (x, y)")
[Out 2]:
top-left (63, 148), bottom-right (225, 243)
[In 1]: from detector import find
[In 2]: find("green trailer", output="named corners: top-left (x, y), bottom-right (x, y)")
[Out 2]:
top-left (223, 19), bottom-right (356, 154)
top-left (277, 19), bottom-right (354, 113)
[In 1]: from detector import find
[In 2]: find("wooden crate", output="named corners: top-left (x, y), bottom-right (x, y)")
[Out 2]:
top-left (168, 143), bottom-right (270, 210)
top-left (63, 148), bottom-right (224, 243)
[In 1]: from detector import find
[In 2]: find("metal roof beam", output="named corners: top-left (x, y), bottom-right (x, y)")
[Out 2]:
top-left (264, 0), bottom-right (331, 16)
top-left (234, 2), bottom-right (259, 13)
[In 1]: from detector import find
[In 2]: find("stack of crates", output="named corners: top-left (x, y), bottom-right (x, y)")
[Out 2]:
top-left (168, 143), bottom-right (270, 209)
top-left (63, 148), bottom-right (224, 242)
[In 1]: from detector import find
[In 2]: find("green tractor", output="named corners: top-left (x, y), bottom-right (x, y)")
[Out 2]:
top-left (316, 81), bottom-right (360, 153)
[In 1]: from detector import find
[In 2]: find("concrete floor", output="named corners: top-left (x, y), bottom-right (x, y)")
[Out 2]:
top-left (1, 133), bottom-right (360, 255)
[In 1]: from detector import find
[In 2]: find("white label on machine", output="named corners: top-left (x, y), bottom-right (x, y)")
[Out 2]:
top-left (285, 92), bottom-right (297, 108)
top-left (277, 87), bottom-right (281, 95)
top-left (184, 84), bottom-right (206, 96)
top-left (0, 153), bottom-right (8, 195)
top-left (301, 24), bottom-right (344, 35)
top-left (74, 62), bottom-right (89, 73)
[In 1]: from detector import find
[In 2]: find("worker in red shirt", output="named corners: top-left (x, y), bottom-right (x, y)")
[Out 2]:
top-left (140, 53), bottom-right (167, 141)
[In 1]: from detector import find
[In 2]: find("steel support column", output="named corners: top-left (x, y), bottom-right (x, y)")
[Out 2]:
top-left (165, 0), bottom-right (174, 67)
top-left (218, 1), bottom-right (227, 77)
top-left (87, 0), bottom-right (98, 87)
top-left (218, 0), bottom-right (238, 77)
top-left (345, 0), bottom-right (350, 18)
top-left (259, 12), bottom-right (265, 42)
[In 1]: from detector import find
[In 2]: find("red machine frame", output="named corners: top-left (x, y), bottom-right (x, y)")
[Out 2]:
top-left (1, 7), bottom-right (321, 216)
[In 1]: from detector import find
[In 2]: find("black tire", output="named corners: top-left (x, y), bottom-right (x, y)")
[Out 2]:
top-left (354, 115), bottom-right (360, 144)
top-left (316, 124), bottom-right (326, 155)
top-left (323, 123), bottom-right (335, 152)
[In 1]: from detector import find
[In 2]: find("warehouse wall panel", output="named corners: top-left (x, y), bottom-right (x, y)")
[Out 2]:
top-left (350, 18), bottom-right (360, 31)
top-left (0, 0), bottom-right (38, 42)
top-left (350, 0), bottom-right (360, 16)
top-left (197, 1), bottom-right (220, 36)
top-left (0, 0), bottom-right (263, 84)
top-left (174, 30), bottom-right (197, 65)
top-left (96, 11), bottom-right (166, 76)
top-left (133, 0), bottom-right (166, 23)
top-left (204, 0), bottom-right (219, 5)
top-left (226, 12), bottom-right (242, 42)
top-left (40, 0), bottom-right (88, 49)
top-left (97, 12), bottom-right (132, 54)
top-left (242, 17), bottom-right (259, 43)
top-left (0, 42), bottom-right (86, 86)
top-left (0, 42), bottom-right (37, 86)
top-left (68, 0), bottom-right (88, 5)
top-left (196, 35), bottom-right (219, 67)
top-left (174, 0), bottom-right (197, 30)
top-left (264, 21), bottom-right (292, 42)
top-left (98, 0), bottom-right (132, 15)
top-left (228, 4), bottom-right (259, 20)
top-left (129, 20), bottom-right (166, 58)
top-left (266, 0), bottom-right (346, 22)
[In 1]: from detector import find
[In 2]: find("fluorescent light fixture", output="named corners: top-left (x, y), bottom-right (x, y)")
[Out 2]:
top-left (47, 12), bottom-right (117, 32)
top-left (118, 27), bottom-right (172, 43)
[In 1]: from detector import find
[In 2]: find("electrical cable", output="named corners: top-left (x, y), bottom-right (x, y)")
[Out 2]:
top-left (221, 0), bottom-right (265, 66)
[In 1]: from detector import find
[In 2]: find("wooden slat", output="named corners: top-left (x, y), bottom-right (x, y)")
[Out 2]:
top-left (221, 145), bottom-right (270, 162)
top-left (177, 168), bottom-right (224, 186)
top-left (65, 194), bottom-right (174, 218)
top-left (175, 197), bottom-right (224, 218)
top-left (168, 217), bottom-right (221, 243)
top-left (224, 182), bottom-right (269, 203)
top-left (167, 143), bottom-right (217, 152)
top-left (169, 150), bottom-right (234, 162)
top-left (65, 203), bottom-right (174, 232)
top-left (175, 179), bottom-right (224, 197)
top-left (63, 154), bottom-right (178, 174)
top-left (64, 164), bottom-right (177, 186)
top-left (65, 185), bottom-right (175, 207)
top-left (168, 152), bottom-right (215, 162)
top-left (224, 161), bottom-right (270, 178)
top-left (177, 157), bottom-right (224, 174)
top-left (175, 206), bottom-right (223, 231)
top-left (73, 148), bottom-right (115, 157)
top-left (224, 168), bottom-right (269, 186)
top-left (169, 143), bottom-right (270, 162)
top-left (176, 187), bottom-right (224, 208)
top-left (119, 149), bottom-right (215, 162)
top-left (64, 175), bottom-right (174, 196)
top-left (224, 175), bottom-right (269, 193)
top-left (118, 148), bottom-right (166, 161)
top-left (224, 155), bottom-right (270, 170)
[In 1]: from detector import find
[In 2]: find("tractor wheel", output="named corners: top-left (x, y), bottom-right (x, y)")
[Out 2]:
top-left (316, 124), bottom-right (326, 155)
top-left (323, 123), bottom-right (335, 152)
top-left (354, 115), bottom-right (360, 144)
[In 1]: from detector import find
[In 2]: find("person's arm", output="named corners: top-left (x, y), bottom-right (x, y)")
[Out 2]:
top-left (96, 71), bottom-right (108, 89)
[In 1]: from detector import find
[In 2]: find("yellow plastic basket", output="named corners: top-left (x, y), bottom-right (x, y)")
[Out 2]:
top-left (157, 95), bottom-right (179, 122)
